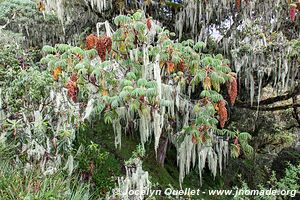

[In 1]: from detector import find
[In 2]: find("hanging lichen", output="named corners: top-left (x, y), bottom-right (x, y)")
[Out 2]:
top-left (110, 158), bottom-right (151, 200)
top-left (176, 132), bottom-right (229, 187)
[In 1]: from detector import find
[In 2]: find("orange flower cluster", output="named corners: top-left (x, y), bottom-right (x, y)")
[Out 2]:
top-left (66, 74), bottom-right (79, 102)
top-left (86, 34), bottom-right (98, 50)
top-left (226, 74), bottom-right (238, 106)
top-left (216, 100), bottom-right (228, 128)
top-left (166, 61), bottom-right (175, 73)
top-left (96, 36), bottom-right (112, 61)
top-left (37, 1), bottom-right (45, 12)
top-left (53, 66), bottom-right (62, 81)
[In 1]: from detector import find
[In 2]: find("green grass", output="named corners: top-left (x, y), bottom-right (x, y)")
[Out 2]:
top-left (0, 161), bottom-right (92, 200)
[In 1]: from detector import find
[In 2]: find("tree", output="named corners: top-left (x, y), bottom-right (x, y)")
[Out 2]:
top-left (39, 11), bottom-right (253, 187)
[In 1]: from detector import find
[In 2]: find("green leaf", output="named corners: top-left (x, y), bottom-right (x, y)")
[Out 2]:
top-left (132, 88), bottom-right (145, 96)
top-left (132, 11), bottom-right (143, 21)
top-left (200, 90), bottom-right (210, 97)
top-left (100, 61), bottom-right (111, 68)
top-left (135, 21), bottom-right (146, 32)
top-left (208, 118), bottom-right (219, 125)
top-left (206, 90), bottom-right (224, 102)
top-left (122, 80), bottom-right (133, 87)
top-left (230, 144), bottom-right (240, 158)
top-left (146, 88), bottom-right (157, 97)
top-left (160, 53), bottom-right (169, 62)
top-left (126, 72), bottom-right (136, 80)
top-left (182, 39), bottom-right (194, 46)
top-left (137, 78), bottom-right (147, 87)
top-left (171, 53), bottom-right (181, 64)
top-left (114, 15), bottom-right (132, 26)
top-left (111, 99), bottom-right (119, 108)
top-left (42, 45), bottom-right (56, 54)
top-left (240, 142), bottom-right (254, 156)
top-left (206, 103), bottom-right (217, 115)
top-left (96, 103), bottom-right (105, 113)
top-left (69, 47), bottom-right (84, 55)
top-left (119, 91), bottom-right (129, 99)
top-left (75, 63), bottom-right (85, 70)
top-left (40, 57), bottom-right (49, 65)
top-left (104, 111), bottom-right (114, 124)
top-left (122, 86), bottom-right (134, 92)
top-left (130, 99), bottom-right (140, 112)
top-left (48, 59), bottom-right (57, 68)
top-left (85, 49), bottom-right (98, 58)
top-left (102, 96), bottom-right (112, 103)
top-left (215, 54), bottom-right (223, 60)
top-left (55, 60), bottom-right (67, 68)
top-left (201, 56), bottom-right (213, 66)
top-left (194, 42), bottom-right (206, 51)
top-left (56, 44), bottom-right (71, 53)
top-left (194, 70), bottom-right (206, 83)
top-left (223, 129), bottom-right (236, 138)
top-left (238, 132), bottom-right (252, 141)
top-left (146, 81), bottom-right (157, 88)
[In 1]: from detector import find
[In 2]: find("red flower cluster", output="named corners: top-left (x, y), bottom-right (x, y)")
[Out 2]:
top-left (96, 36), bottom-right (112, 61)
top-left (66, 74), bottom-right (79, 102)
top-left (217, 100), bottom-right (228, 128)
top-left (226, 74), bottom-right (238, 106)
top-left (236, 0), bottom-right (241, 10)
top-left (178, 60), bottom-right (185, 72)
top-left (86, 34), bottom-right (112, 61)
top-left (290, 4), bottom-right (297, 22)
top-left (192, 134), bottom-right (197, 144)
top-left (146, 18), bottom-right (152, 30)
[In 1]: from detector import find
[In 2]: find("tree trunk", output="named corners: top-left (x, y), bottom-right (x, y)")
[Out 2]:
top-left (292, 96), bottom-right (300, 127)
top-left (156, 135), bottom-right (169, 167)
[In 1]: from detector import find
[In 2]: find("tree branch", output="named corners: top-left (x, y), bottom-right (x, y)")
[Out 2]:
top-left (236, 103), bottom-right (300, 112)
top-left (236, 85), bottom-right (300, 107)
